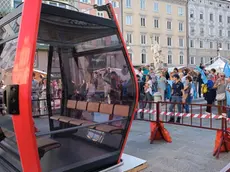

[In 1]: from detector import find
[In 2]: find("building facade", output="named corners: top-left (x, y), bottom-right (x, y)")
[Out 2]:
top-left (122, 0), bottom-right (188, 67)
top-left (78, 0), bottom-right (122, 26)
top-left (188, 0), bottom-right (230, 66)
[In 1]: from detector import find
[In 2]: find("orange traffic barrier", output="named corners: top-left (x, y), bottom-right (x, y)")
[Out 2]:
top-left (213, 128), bottom-right (230, 158)
top-left (149, 121), bottom-right (172, 144)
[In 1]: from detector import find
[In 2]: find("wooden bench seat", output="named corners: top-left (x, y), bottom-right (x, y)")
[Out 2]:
top-left (1, 128), bottom-right (61, 159)
top-left (50, 100), bottom-right (130, 134)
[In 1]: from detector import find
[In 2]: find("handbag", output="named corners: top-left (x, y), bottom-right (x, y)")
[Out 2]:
top-left (216, 93), bottom-right (226, 101)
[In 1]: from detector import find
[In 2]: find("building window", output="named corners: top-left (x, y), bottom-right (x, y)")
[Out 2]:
top-left (179, 22), bottom-right (183, 31)
top-left (126, 15), bottom-right (132, 25)
top-left (210, 42), bottom-right (213, 49)
top-left (200, 12), bottom-right (203, 20)
top-left (200, 41), bottom-right (203, 48)
top-left (190, 10), bottom-right (194, 18)
top-left (14, 0), bottom-right (22, 8)
top-left (179, 55), bottom-right (183, 64)
top-left (210, 13), bottom-right (213, 21)
top-left (154, 19), bottom-right (159, 28)
top-left (210, 57), bottom-right (213, 64)
top-left (96, 0), bottom-right (103, 5)
top-left (209, 27), bottom-right (213, 36)
top-left (141, 50), bottom-right (146, 64)
top-left (166, 5), bottom-right (172, 14)
top-left (219, 29), bottom-right (223, 37)
top-left (219, 15), bottom-right (223, 23)
top-left (190, 57), bottom-right (195, 65)
top-left (140, 34), bottom-right (146, 44)
top-left (219, 43), bottom-right (222, 48)
top-left (112, 1), bottom-right (119, 8)
top-left (200, 27), bottom-right (204, 35)
top-left (140, 0), bottom-right (145, 9)
top-left (49, 2), bottom-right (58, 6)
top-left (190, 40), bottom-right (194, 48)
top-left (167, 37), bottom-right (172, 46)
top-left (178, 7), bottom-right (183, 16)
top-left (201, 57), bottom-right (204, 64)
top-left (141, 17), bottom-right (146, 27)
top-left (228, 31), bottom-right (230, 38)
top-left (155, 36), bottom-right (160, 44)
top-left (190, 26), bottom-right (195, 35)
top-left (167, 21), bottom-right (172, 30)
top-left (168, 54), bottom-right (172, 64)
top-left (228, 43), bottom-right (230, 50)
top-left (97, 11), bottom-right (104, 17)
top-left (126, 33), bottom-right (132, 44)
top-left (179, 38), bottom-right (184, 47)
top-left (59, 3), bottom-right (67, 8)
top-left (126, 0), bottom-right (131, 8)
top-left (80, 0), bottom-right (90, 2)
top-left (153, 2), bottom-right (159, 12)
top-left (228, 16), bottom-right (230, 24)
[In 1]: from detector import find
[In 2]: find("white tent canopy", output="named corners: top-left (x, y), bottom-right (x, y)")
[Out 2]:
top-left (205, 58), bottom-right (226, 71)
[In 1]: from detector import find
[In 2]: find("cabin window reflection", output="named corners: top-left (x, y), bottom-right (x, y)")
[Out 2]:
top-left (67, 51), bottom-right (134, 105)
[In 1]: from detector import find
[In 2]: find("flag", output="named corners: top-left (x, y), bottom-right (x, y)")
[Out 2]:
top-left (196, 66), bottom-right (208, 84)
top-left (223, 62), bottom-right (230, 77)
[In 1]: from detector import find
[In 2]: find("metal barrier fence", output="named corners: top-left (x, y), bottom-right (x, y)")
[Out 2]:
top-left (32, 98), bottom-right (61, 117)
top-left (136, 101), bottom-right (230, 158)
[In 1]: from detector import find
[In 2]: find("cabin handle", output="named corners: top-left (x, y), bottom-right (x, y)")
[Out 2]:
top-left (3, 85), bottom-right (20, 115)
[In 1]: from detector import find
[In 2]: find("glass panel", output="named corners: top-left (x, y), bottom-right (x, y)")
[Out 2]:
top-left (0, 16), bottom-right (21, 40)
top-left (76, 35), bottom-right (120, 52)
top-left (41, 34), bottom-right (136, 170)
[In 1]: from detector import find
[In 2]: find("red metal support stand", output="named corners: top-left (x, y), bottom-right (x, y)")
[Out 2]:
top-left (149, 102), bottom-right (172, 144)
top-left (213, 118), bottom-right (230, 158)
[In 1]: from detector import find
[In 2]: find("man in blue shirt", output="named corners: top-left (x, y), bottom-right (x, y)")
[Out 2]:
top-left (168, 74), bottom-right (184, 123)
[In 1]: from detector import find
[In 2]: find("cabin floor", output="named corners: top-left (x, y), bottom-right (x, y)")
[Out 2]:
top-left (1, 107), bottom-right (230, 172)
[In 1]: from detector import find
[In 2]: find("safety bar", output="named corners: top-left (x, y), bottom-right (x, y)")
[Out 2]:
top-left (36, 118), bottom-right (127, 137)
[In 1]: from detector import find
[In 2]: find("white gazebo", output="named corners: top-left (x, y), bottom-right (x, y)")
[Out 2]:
top-left (205, 57), bottom-right (227, 72)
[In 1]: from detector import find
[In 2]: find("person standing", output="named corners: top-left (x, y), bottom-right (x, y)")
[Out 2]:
top-left (158, 71), bottom-right (166, 101)
top-left (205, 74), bottom-right (216, 113)
top-left (198, 65), bottom-right (204, 98)
top-left (168, 74), bottom-right (184, 123)
top-left (226, 77), bottom-right (230, 118)
top-left (183, 76), bottom-right (193, 113)
top-left (214, 73), bottom-right (226, 116)
top-left (32, 72), bottom-right (39, 116)
top-left (143, 75), bottom-right (153, 109)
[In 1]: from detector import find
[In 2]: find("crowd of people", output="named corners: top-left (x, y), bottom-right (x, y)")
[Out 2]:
top-left (32, 73), bottom-right (62, 116)
top-left (136, 64), bottom-right (230, 123)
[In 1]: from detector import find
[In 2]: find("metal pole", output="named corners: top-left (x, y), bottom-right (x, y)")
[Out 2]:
top-left (186, 0), bottom-right (189, 67)
top-left (120, 0), bottom-right (123, 33)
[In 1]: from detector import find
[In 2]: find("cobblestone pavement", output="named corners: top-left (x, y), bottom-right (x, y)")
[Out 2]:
top-left (124, 120), bottom-right (230, 172)
top-left (125, 98), bottom-right (230, 172)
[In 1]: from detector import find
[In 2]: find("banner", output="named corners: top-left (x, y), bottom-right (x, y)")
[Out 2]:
top-left (196, 66), bottom-right (207, 84)
top-left (223, 62), bottom-right (230, 77)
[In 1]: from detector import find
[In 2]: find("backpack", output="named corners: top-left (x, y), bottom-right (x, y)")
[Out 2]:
top-left (201, 84), bottom-right (208, 94)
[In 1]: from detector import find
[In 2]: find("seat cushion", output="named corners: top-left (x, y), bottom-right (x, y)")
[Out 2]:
top-left (58, 116), bottom-right (73, 123)
top-left (36, 137), bottom-right (61, 158)
top-left (50, 115), bottom-right (61, 120)
top-left (95, 124), bottom-right (122, 133)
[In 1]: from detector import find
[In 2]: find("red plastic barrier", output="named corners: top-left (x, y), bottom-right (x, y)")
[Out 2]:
top-left (213, 128), bottom-right (230, 158)
top-left (149, 121), bottom-right (172, 143)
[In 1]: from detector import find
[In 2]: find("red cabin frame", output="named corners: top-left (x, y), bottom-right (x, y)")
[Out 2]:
top-left (9, 0), bottom-right (138, 171)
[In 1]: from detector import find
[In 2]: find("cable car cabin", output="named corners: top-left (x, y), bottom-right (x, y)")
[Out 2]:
top-left (0, 1), bottom-right (138, 172)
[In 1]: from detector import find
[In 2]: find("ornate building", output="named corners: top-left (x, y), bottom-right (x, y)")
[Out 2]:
top-left (122, 0), bottom-right (188, 67)
top-left (188, 0), bottom-right (230, 66)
